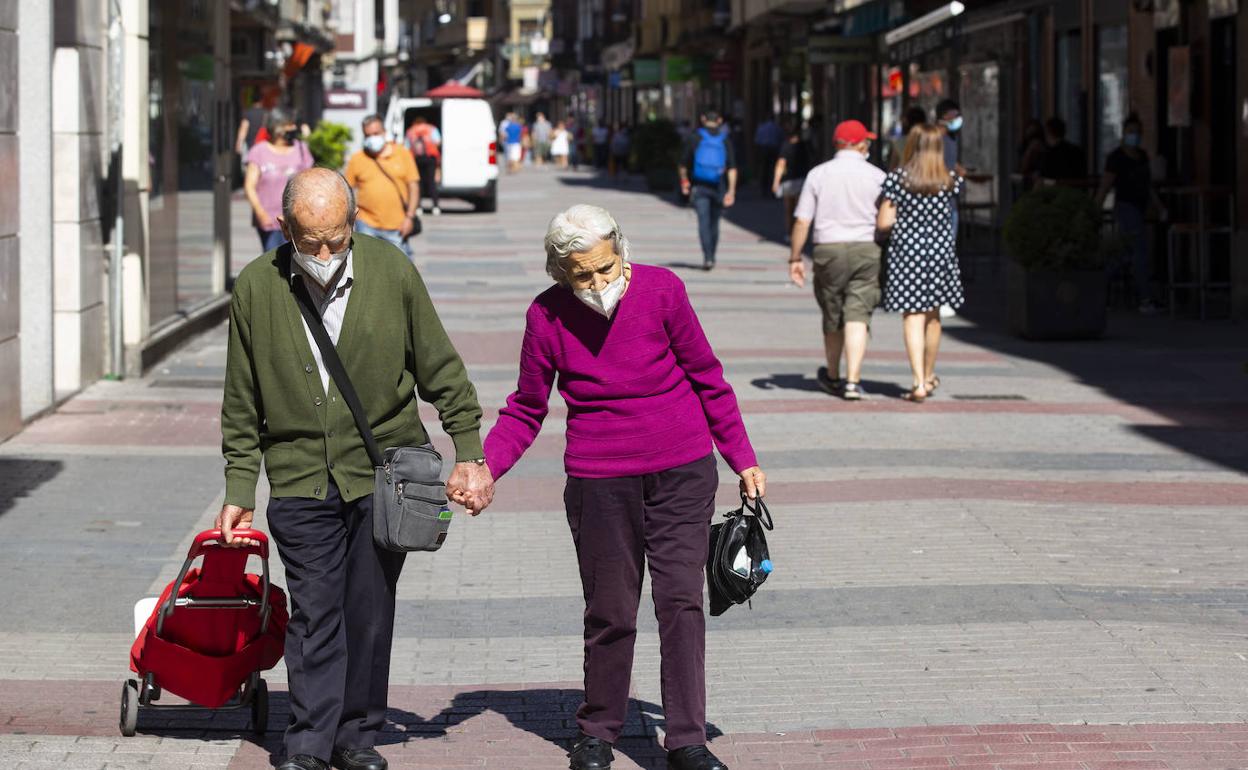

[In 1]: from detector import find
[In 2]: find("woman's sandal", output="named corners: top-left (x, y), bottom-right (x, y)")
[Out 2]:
top-left (926, 375), bottom-right (941, 394)
top-left (903, 385), bottom-right (928, 403)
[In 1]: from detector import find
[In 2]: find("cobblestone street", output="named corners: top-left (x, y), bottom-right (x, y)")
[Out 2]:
top-left (3, 167), bottom-right (1248, 769)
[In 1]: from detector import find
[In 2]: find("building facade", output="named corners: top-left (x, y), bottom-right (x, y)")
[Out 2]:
top-left (3, 0), bottom-right (339, 442)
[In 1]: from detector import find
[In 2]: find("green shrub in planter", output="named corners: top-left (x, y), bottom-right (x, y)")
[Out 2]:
top-left (1003, 185), bottom-right (1106, 271)
top-left (1003, 186), bottom-right (1117, 340)
top-left (306, 121), bottom-right (354, 171)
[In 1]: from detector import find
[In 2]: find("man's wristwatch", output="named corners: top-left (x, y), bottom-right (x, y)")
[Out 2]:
top-left (464, 458), bottom-right (486, 466)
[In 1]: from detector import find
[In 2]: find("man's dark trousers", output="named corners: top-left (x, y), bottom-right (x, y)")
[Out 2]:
top-left (691, 185), bottom-right (724, 267)
top-left (415, 156), bottom-right (439, 210)
top-left (563, 454), bottom-right (718, 751)
top-left (267, 483), bottom-right (405, 761)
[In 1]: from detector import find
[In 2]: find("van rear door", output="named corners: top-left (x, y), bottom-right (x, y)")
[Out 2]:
top-left (440, 99), bottom-right (497, 190)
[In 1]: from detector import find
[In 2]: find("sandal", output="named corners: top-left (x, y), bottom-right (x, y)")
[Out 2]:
top-left (926, 376), bottom-right (941, 394)
top-left (842, 382), bottom-right (864, 401)
top-left (902, 386), bottom-right (928, 403)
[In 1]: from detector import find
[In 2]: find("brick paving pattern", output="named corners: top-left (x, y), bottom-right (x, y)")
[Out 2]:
top-left (2, 169), bottom-right (1248, 768)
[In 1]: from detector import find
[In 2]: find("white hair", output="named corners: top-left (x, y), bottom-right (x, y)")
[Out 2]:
top-left (544, 204), bottom-right (632, 282)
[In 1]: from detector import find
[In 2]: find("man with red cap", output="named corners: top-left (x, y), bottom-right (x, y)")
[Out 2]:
top-left (788, 119), bottom-right (886, 400)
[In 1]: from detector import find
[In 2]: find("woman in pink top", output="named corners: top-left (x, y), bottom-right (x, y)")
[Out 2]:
top-left (243, 108), bottom-right (314, 252)
top-left (481, 205), bottom-right (766, 770)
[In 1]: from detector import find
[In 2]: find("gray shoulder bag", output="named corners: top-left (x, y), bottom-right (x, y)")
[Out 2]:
top-left (292, 276), bottom-right (452, 552)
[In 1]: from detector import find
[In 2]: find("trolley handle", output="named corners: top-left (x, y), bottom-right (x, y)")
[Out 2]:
top-left (192, 528), bottom-right (269, 559)
top-left (157, 528), bottom-right (273, 637)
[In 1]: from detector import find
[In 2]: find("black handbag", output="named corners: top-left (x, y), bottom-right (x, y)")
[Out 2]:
top-left (291, 273), bottom-right (452, 553)
top-left (706, 495), bottom-right (774, 616)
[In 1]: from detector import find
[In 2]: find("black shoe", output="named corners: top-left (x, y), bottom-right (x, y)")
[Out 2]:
top-left (277, 756), bottom-right (329, 770)
top-left (668, 745), bottom-right (728, 770)
top-left (568, 733), bottom-right (614, 769)
top-left (330, 747), bottom-right (387, 770)
top-left (816, 367), bottom-right (844, 396)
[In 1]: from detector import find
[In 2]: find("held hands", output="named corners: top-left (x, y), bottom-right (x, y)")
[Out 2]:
top-left (447, 461), bottom-right (496, 516)
top-left (738, 466), bottom-right (767, 500)
top-left (214, 504), bottom-right (259, 548)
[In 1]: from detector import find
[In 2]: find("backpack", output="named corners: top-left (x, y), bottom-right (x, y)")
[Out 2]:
top-left (692, 128), bottom-right (728, 184)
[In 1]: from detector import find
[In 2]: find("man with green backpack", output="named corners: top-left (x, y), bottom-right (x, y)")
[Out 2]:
top-left (679, 111), bottom-right (738, 271)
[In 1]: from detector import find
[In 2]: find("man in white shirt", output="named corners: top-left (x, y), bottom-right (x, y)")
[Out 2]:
top-left (788, 120), bottom-right (885, 400)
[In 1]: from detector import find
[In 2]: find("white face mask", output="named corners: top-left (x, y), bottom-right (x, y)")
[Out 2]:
top-left (574, 271), bottom-right (627, 318)
top-left (363, 135), bottom-right (386, 154)
top-left (292, 244), bottom-right (350, 288)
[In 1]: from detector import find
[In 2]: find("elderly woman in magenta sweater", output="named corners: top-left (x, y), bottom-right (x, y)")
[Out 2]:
top-left (481, 204), bottom-right (764, 770)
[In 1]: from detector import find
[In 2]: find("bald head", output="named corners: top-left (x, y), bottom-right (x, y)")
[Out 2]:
top-left (279, 168), bottom-right (357, 260)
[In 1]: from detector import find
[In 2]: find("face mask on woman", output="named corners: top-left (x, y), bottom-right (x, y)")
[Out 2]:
top-left (574, 271), bottom-right (627, 318)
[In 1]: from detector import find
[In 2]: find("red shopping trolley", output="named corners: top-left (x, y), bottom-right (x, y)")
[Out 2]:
top-left (122, 528), bottom-right (288, 736)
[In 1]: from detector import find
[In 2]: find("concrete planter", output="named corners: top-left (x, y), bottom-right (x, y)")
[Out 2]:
top-left (1007, 261), bottom-right (1108, 340)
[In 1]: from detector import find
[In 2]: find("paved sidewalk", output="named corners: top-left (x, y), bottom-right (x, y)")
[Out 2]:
top-left (2, 167), bottom-right (1248, 769)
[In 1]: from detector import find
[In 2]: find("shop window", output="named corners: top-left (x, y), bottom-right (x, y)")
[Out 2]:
top-left (1055, 30), bottom-right (1083, 148)
top-left (1095, 25), bottom-right (1129, 173)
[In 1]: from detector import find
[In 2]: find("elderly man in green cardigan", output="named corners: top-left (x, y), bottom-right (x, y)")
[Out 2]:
top-left (215, 167), bottom-right (494, 770)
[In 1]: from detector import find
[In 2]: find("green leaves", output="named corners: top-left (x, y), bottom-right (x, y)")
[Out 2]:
top-left (1003, 186), bottom-right (1116, 272)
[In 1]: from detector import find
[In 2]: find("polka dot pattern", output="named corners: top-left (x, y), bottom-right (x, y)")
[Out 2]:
top-left (881, 169), bottom-right (966, 313)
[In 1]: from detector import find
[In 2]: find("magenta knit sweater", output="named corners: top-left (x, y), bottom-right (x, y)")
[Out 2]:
top-left (483, 264), bottom-right (758, 479)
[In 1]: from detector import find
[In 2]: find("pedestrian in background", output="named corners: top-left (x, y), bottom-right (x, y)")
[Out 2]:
top-left (1038, 117), bottom-right (1086, 184)
top-left (753, 113), bottom-right (782, 195)
top-left (771, 119), bottom-right (814, 240)
top-left (788, 119), bottom-right (885, 401)
top-left (344, 114), bottom-right (421, 255)
top-left (551, 120), bottom-right (571, 169)
top-left (483, 204), bottom-right (764, 770)
top-left (504, 114), bottom-right (524, 173)
top-left (1095, 113), bottom-right (1168, 313)
top-left (218, 167), bottom-right (493, 770)
top-left (243, 108), bottom-right (314, 253)
top-left (405, 114), bottom-right (442, 216)
top-left (234, 95), bottom-right (269, 163)
top-left (609, 122), bottom-right (630, 178)
top-left (877, 124), bottom-right (965, 403)
top-left (886, 106), bottom-right (928, 171)
top-left (680, 110), bottom-right (738, 271)
top-left (531, 112), bottom-right (552, 166)
top-left (592, 121), bottom-right (610, 169)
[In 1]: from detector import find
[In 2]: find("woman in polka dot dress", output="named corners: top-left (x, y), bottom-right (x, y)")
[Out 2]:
top-left (877, 123), bottom-right (965, 403)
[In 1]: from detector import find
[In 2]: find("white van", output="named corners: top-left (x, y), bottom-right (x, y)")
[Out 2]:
top-left (383, 97), bottom-right (499, 212)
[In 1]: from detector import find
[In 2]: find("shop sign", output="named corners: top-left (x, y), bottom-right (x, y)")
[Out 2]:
top-left (324, 89), bottom-right (368, 109)
top-left (665, 56), bottom-right (694, 83)
top-left (843, 0), bottom-right (907, 37)
top-left (633, 58), bottom-right (661, 85)
top-left (888, 21), bottom-right (957, 64)
top-left (809, 35), bottom-right (876, 65)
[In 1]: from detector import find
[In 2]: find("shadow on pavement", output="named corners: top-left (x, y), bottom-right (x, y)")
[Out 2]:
top-left (146, 687), bottom-right (719, 769)
top-left (947, 274), bottom-right (1248, 475)
top-left (751, 372), bottom-right (908, 400)
top-left (0, 458), bottom-right (64, 519)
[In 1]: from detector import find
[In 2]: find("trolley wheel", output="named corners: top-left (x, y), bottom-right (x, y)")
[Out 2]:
top-left (250, 678), bottom-right (269, 736)
top-left (119, 679), bottom-right (140, 737)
